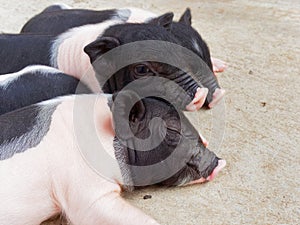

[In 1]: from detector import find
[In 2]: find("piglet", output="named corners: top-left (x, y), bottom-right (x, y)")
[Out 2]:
top-left (20, 5), bottom-right (227, 109)
top-left (0, 91), bottom-right (225, 224)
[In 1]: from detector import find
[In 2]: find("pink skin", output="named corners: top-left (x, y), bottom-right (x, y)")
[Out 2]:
top-left (186, 87), bottom-right (225, 111)
top-left (0, 94), bottom-right (226, 224)
top-left (186, 87), bottom-right (208, 111)
top-left (208, 88), bottom-right (226, 108)
top-left (0, 95), bottom-right (159, 225)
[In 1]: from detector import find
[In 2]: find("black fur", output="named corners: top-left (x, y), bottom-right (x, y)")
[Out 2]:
top-left (0, 67), bottom-right (91, 115)
top-left (0, 102), bottom-right (59, 160)
top-left (0, 34), bottom-right (54, 74)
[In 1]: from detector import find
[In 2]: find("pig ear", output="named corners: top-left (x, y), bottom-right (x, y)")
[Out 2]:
top-left (148, 12), bottom-right (174, 31)
top-left (84, 36), bottom-right (120, 63)
top-left (111, 90), bottom-right (146, 139)
top-left (179, 8), bottom-right (192, 26)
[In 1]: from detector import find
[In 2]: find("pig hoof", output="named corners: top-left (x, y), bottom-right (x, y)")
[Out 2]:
top-left (186, 87), bottom-right (208, 111)
top-left (211, 57), bottom-right (228, 74)
top-left (208, 88), bottom-right (225, 108)
top-left (206, 159), bottom-right (226, 181)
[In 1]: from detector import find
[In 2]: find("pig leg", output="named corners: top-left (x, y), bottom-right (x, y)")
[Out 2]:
top-left (68, 192), bottom-right (160, 225)
top-left (53, 147), bottom-right (159, 225)
top-left (211, 57), bottom-right (228, 74)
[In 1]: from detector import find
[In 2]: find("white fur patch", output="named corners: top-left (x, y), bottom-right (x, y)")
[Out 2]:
top-left (115, 8), bottom-right (131, 21)
top-left (50, 7), bottom-right (158, 70)
top-left (50, 19), bottom-right (122, 69)
top-left (125, 7), bottom-right (157, 23)
top-left (192, 38), bottom-right (201, 55)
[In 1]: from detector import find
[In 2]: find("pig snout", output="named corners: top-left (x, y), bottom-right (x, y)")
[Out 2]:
top-left (186, 87), bottom-right (225, 111)
top-left (208, 88), bottom-right (226, 109)
top-left (186, 87), bottom-right (208, 111)
top-left (206, 159), bottom-right (226, 181)
top-left (186, 159), bottom-right (226, 185)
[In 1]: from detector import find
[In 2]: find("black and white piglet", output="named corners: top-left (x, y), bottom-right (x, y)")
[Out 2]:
top-left (20, 4), bottom-right (227, 76)
top-left (0, 91), bottom-right (225, 225)
top-left (20, 5), bottom-right (226, 108)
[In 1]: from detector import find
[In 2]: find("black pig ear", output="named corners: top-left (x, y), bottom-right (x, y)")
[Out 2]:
top-left (111, 90), bottom-right (146, 139)
top-left (84, 36), bottom-right (120, 63)
top-left (179, 8), bottom-right (192, 26)
top-left (148, 12), bottom-right (174, 31)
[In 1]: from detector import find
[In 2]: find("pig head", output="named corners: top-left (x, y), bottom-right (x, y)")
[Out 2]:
top-left (109, 90), bottom-right (225, 188)
top-left (84, 13), bottom-right (210, 111)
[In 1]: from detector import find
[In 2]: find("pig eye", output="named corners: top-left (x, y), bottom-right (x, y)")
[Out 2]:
top-left (134, 64), bottom-right (151, 75)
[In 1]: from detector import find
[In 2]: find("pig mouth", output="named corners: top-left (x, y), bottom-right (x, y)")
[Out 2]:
top-left (186, 159), bottom-right (226, 185)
